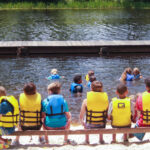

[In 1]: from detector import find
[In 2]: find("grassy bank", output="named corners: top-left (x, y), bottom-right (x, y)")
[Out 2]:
top-left (0, 0), bottom-right (150, 9)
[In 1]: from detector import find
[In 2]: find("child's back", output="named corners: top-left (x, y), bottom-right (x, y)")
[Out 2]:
top-left (70, 74), bottom-right (83, 93)
top-left (108, 83), bottom-right (134, 142)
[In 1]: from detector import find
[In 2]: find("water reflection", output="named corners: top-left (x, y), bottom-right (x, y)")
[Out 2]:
top-left (0, 9), bottom-right (150, 40)
top-left (0, 54), bottom-right (150, 124)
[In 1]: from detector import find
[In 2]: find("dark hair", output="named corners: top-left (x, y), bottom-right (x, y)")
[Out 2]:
top-left (91, 81), bottom-right (103, 92)
top-left (48, 82), bottom-right (61, 94)
top-left (24, 82), bottom-right (36, 95)
top-left (73, 74), bottom-right (82, 83)
top-left (117, 83), bottom-right (127, 95)
top-left (145, 77), bottom-right (150, 88)
top-left (89, 76), bottom-right (96, 82)
top-left (88, 70), bottom-right (94, 77)
top-left (125, 68), bottom-right (132, 74)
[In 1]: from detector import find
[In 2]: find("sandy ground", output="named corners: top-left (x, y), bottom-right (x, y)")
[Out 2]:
top-left (5, 125), bottom-right (150, 150)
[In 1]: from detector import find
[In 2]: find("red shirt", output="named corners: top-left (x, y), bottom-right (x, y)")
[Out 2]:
top-left (136, 93), bottom-right (150, 127)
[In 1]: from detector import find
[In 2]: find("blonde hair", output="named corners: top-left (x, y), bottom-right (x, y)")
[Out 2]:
top-left (133, 67), bottom-right (140, 75)
top-left (120, 67), bottom-right (132, 81)
top-left (0, 86), bottom-right (6, 96)
top-left (48, 82), bottom-right (61, 94)
top-left (51, 68), bottom-right (58, 75)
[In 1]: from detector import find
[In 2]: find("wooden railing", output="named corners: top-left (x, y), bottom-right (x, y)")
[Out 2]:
top-left (8, 127), bottom-right (150, 136)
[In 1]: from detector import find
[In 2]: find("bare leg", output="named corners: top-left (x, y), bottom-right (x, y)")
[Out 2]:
top-left (85, 134), bottom-right (89, 144)
top-left (124, 133), bottom-right (128, 142)
top-left (64, 120), bottom-right (71, 142)
top-left (99, 134), bottom-right (104, 144)
top-left (112, 134), bottom-right (116, 143)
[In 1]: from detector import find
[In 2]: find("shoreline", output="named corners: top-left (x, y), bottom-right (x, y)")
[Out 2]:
top-left (0, 1), bottom-right (150, 10)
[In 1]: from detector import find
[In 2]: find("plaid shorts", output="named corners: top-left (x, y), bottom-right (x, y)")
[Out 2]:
top-left (0, 127), bottom-right (15, 136)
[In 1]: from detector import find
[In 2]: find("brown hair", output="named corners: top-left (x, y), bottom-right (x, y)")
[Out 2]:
top-left (48, 82), bottom-right (61, 94)
top-left (88, 70), bottom-right (94, 77)
top-left (125, 67), bottom-right (132, 74)
top-left (73, 74), bottom-right (82, 83)
top-left (89, 75), bottom-right (96, 82)
top-left (23, 82), bottom-right (36, 95)
top-left (117, 83), bottom-right (127, 95)
top-left (91, 81), bottom-right (103, 92)
top-left (0, 86), bottom-right (6, 96)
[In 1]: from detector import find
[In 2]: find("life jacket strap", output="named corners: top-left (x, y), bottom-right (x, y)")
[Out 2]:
top-left (0, 114), bottom-right (19, 124)
top-left (86, 108), bottom-right (107, 124)
top-left (46, 104), bottom-right (65, 116)
top-left (142, 110), bottom-right (150, 123)
top-left (20, 110), bottom-right (42, 125)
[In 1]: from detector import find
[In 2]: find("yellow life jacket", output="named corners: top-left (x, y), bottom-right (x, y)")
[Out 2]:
top-left (142, 91), bottom-right (150, 125)
top-left (86, 91), bottom-right (109, 125)
top-left (20, 92), bottom-right (42, 127)
top-left (85, 74), bottom-right (89, 82)
top-left (0, 96), bottom-right (19, 128)
top-left (111, 97), bottom-right (131, 127)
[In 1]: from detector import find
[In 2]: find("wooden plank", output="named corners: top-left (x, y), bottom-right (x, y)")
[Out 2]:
top-left (9, 127), bottom-right (150, 136)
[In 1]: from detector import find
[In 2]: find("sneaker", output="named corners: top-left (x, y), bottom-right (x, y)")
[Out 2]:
top-left (11, 139), bottom-right (19, 146)
top-left (63, 139), bottom-right (77, 145)
top-left (39, 136), bottom-right (48, 144)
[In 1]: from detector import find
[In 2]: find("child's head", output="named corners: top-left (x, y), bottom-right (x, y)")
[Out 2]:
top-left (51, 68), bottom-right (58, 75)
top-left (0, 86), bottom-right (6, 97)
top-left (116, 83), bottom-right (128, 97)
top-left (73, 74), bottom-right (82, 84)
top-left (23, 82), bottom-right (36, 95)
top-left (133, 67), bottom-right (140, 75)
top-left (88, 70), bottom-right (94, 77)
top-left (145, 77), bottom-right (150, 92)
top-left (48, 82), bottom-right (61, 94)
top-left (91, 81), bottom-right (103, 92)
top-left (125, 67), bottom-right (132, 74)
top-left (89, 76), bottom-right (96, 83)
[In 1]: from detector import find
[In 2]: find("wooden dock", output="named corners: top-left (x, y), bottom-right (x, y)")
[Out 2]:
top-left (0, 41), bottom-right (150, 55)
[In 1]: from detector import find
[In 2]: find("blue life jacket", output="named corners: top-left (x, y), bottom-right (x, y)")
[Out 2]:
top-left (87, 81), bottom-right (91, 88)
top-left (51, 74), bottom-right (60, 79)
top-left (134, 74), bottom-right (140, 79)
top-left (46, 95), bottom-right (66, 116)
top-left (126, 74), bottom-right (134, 81)
top-left (70, 83), bottom-right (83, 93)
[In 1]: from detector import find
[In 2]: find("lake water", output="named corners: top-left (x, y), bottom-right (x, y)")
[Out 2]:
top-left (1, 9), bottom-right (150, 124)
top-left (0, 54), bottom-right (150, 124)
top-left (0, 9), bottom-right (150, 41)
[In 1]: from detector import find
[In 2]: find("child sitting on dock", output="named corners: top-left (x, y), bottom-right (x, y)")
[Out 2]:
top-left (108, 83), bottom-right (135, 143)
top-left (85, 70), bottom-right (95, 82)
top-left (0, 86), bottom-right (19, 149)
top-left (14, 82), bottom-right (42, 144)
top-left (133, 77), bottom-right (150, 141)
top-left (87, 75), bottom-right (96, 88)
top-left (42, 82), bottom-right (71, 144)
top-left (133, 67), bottom-right (142, 80)
top-left (80, 81), bottom-right (109, 144)
top-left (70, 74), bottom-right (83, 93)
top-left (47, 69), bottom-right (64, 80)
top-left (120, 67), bottom-right (134, 81)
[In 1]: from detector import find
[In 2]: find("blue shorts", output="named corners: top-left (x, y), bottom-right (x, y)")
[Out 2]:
top-left (0, 127), bottom-right (15, 136)
top-left (85, 123), bottom-right (105, 129)
top-left (133, 123), bottom-right (145, 141)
